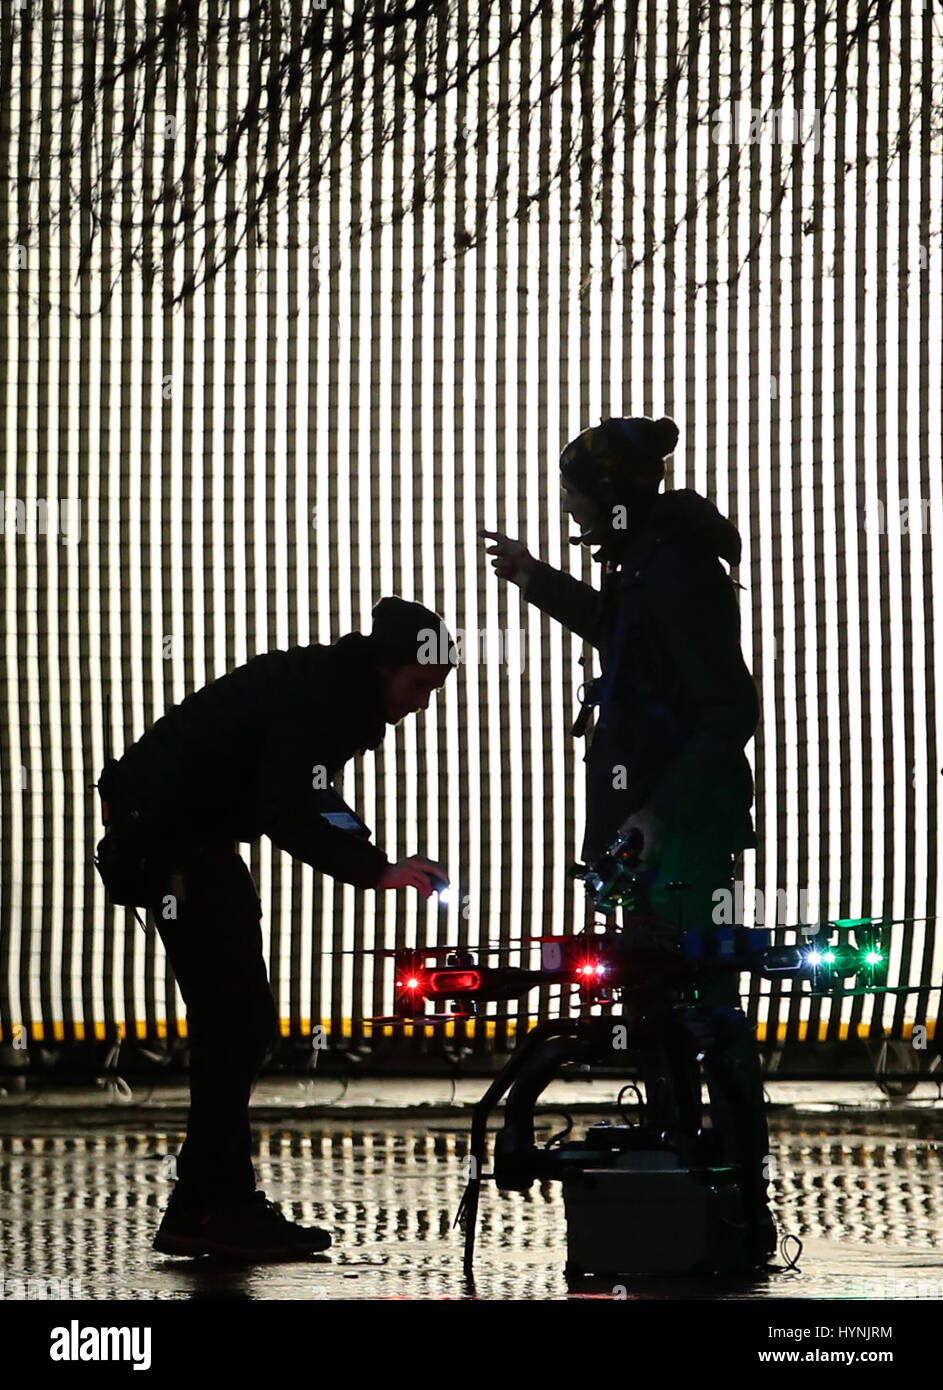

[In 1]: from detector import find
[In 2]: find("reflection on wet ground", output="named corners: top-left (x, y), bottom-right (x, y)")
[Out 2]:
top-left (1, 1103), bottom-right (941, 1300)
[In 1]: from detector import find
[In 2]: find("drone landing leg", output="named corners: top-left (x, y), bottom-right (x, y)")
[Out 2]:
top-left (458, 1019), bottom-right (585, 1278)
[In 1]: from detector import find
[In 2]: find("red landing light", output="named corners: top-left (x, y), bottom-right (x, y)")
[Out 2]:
top-left (429, 970), bottom-right (482, 993)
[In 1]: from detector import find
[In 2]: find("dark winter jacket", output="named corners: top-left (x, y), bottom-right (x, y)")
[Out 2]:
top-left (100, 632), bottom-right (391, 888)
top-left (522, 489), bottom-right (760, 862)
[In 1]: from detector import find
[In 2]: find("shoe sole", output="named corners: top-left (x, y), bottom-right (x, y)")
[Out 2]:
top-left (154, 1228), bottom-right (332, 1260)
top-left (153, 1230), bottom-right (320, 1261)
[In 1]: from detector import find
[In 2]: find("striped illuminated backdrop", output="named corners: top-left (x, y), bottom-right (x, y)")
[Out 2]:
top-left (1, 0), bottom-right (940, 1056)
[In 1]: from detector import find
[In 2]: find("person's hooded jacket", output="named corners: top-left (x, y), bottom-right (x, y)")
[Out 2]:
top-left (522, 488), bottom-right (760, 862)
top-left (98, 632), bottom-right (391, 888)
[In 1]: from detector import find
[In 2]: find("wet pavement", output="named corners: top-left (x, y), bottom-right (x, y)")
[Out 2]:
top-left (0, 1079), bottom-right (941, 1301)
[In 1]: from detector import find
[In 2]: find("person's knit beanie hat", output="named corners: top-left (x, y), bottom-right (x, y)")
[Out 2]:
top-left (559, 416), bottom-right (679, 505)
top-left (370, 596), bottom-right (458, 669)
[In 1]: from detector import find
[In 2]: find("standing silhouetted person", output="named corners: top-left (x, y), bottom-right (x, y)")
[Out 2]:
top-left (482, 416), bottom-right (776, 1264)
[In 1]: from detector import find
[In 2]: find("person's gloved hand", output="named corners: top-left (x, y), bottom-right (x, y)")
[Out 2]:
top-left (616, 807), bottom-right (667, 870)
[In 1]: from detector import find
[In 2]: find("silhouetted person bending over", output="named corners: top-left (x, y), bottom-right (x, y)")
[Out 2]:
top-left (95, 597), bottom-right (455, 1261)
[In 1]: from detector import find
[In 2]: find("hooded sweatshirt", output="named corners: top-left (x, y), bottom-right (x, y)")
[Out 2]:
top-left (99, 631), bottom-right (391, 888)
top-left (522, 488), bottom-right (760, 862)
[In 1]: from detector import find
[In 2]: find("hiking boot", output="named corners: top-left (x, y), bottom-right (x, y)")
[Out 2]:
top-left (243, 1191), bottom-right (333, 1253)
top-left (154, 1190), bottom-right (332, 1261)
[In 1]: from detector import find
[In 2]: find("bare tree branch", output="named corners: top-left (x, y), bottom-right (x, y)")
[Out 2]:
top-left (5, 0), bottom-right (937, 314)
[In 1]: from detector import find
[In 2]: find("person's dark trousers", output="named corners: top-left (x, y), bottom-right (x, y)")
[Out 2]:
top-left (143, 842), bottom-right (279, 1210)
top-left (641, 832), bottom-right (772, 1223)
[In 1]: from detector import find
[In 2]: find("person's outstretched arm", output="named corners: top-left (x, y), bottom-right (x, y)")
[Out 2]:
top-left (260, 752), bottom-right (392, 888)
top-left (258, 711), bottom-right (446, 895)
top-left (480, 529), bottom-right (602, 644)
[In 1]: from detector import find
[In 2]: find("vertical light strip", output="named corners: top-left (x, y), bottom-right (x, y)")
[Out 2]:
top-left (918, 0), bottom-right (943, 1040)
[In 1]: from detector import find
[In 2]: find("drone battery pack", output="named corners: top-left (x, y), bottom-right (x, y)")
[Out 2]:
top-left (562, 1157), bottom-right (750, 1276)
